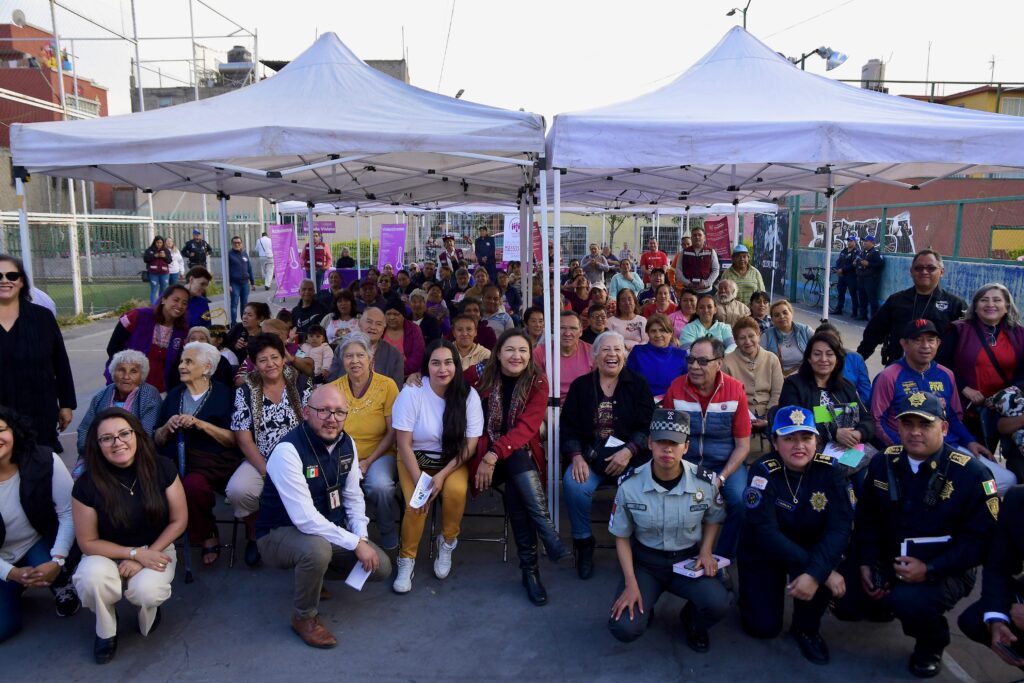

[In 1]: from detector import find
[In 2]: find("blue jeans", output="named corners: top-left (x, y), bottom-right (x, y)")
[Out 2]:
top-left (168, 272), bottom-right (180, 287)
top-left (148, 273), bottom-right (169, 305)
top-left (362, 455), bottom-right (399, 549)
top-left (0, 537), bottom-right (50, 643)
top-left (229, 281), bottom-right (251, 325)
top-left (688, 459), bottom-right (747, 560)
top-left (562, 463), bottom-right (615, 540)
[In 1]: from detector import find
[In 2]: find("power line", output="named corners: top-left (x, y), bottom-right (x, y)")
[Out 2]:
top-left (436, 0), bottom-right (456, 92)
top-left (764, 0), bottom-right (857, 39)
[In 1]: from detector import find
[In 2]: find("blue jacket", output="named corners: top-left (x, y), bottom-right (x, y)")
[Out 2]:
top-left (228, 249), bottom-right (254, 284)
top-left (760, 322), bottom-right (813, 357)
top-left (842, 350), bottom-right (872, 406)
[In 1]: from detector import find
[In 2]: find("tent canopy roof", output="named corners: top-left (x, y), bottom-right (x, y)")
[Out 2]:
top-left (276, 200), bottom-right (777, 216)
top-left (546, 27), bottom-right (1024, 208)
top-left (11, 32), bottom-right (543, 207)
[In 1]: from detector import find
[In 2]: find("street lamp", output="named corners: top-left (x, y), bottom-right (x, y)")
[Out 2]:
top-left (726, 0), bottom-right (752, 29)
top-left (791, 46), bottom-right (847, 71)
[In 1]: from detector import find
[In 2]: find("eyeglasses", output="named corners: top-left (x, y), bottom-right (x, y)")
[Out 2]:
top-left (98, 428), bottom-right (135, 447)
top-left (307, 406), bottom-right (349, 421)
top-left (0, 271), bottom-right (23, 282)
top-left (913, 265), bottom-right (939, 273)
top-left (689, 356), bottom-right (722, 367)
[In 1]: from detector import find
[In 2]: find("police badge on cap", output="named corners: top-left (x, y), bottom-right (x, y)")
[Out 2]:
top-left (896, 391), bottom-right (946, 422)
top-left (649, 409), bottom-right (690, 444)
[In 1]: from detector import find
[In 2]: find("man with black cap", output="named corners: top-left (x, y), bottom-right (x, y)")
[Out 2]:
top-left (607, 408), bottom-right (730, 652)
top-left (841, 391), bottom-right (999, 678)
top-left (181, 228), bottom-right (212, 268)
top-left (831, 234), bottom-right (860, 316)
top-left (853, 233), bottom-right (884, 320)
top-left (857, 249), bottom-right (967, 365)
top-left (738, 406), bottom-right (854, 665)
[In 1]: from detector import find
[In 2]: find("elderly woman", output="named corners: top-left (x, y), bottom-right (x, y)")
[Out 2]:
top-left (409, 288), bottom-right (442, 344)
top-left (940, 283), bottom-right (1024, 454)
top-left (383, 301), bottom-right (426, 378)
top-left (720, 244), bottom-right (765, 307)
top-left (723, 317), bottom-right (784, 434)
top-left (624, 313), bottom-right (689, 401)
top-left (329, 332), bottom-right (400, 549)
top-left (154, 342), bottom-right (237, 566)
top-left (457, 297), bottom-right (497, 350)
top-left (105, 284), bottom-right (190, 393)
top-left (320, 289), bottom-right (359, 345)
top-left (606, 289), bottom-right (648, 353)
top-left (467, 328), bottom-right (569, 605)
top-left (561, 331), bottom-right (655, 580)
top-left (679, 294), bottom-right (736, 353)
top-left (72, 408), bottom-right (186, 664)
top-left (761, 299), bottom-right (813, 376)
top-left (523, 306), bottom-right (545, 349)
top-left (452, 314), bottom-right (491, 369)
top-left (228, 334), bottom-right (308, 566)
top-left (0, 407), bottom-right (78, 642)
top-left (223, 301), bottom-right (271, 367)
top-left (167, 326), bottom-right (236, 390)
top-left (76, 350), bottom-right (162, 475)
top-left (778, 332), bottom-right (874, 453)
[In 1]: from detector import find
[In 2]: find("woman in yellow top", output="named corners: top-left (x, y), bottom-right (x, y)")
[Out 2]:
top-left (329, 331), bottom-right (400, 549)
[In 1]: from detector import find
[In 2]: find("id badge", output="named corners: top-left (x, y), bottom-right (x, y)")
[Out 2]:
top-left (328, 487), bottom-right (341, 510)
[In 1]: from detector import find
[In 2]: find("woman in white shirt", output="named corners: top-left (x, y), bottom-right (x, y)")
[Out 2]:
top-left (165, 237), bottom-right (186, 287)
top-left (391, 339), bottom-right (483, 594)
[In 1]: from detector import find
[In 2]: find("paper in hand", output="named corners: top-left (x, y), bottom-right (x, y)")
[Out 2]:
top-left (345, 561), bottom-right (371, 591)
top-left (409, 472), bottom-right (433, 509)
top-left (605, 435), bottom-right (626, 448)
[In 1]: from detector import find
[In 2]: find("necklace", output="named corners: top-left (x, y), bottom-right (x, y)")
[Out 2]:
top-left (118, 477), bottom-right (138, 496)
top-left (984, 324), bottom-right (999, 347)
top-left (782, 469), bottom-right (804, 504)
top-left (911, 290), bottom-right (936, 320)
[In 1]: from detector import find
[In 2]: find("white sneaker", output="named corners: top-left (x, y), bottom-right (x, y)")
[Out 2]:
top-left (433, 535), bottom-right (458, 579)
top-left (393, 557), bottom-right (415, 594)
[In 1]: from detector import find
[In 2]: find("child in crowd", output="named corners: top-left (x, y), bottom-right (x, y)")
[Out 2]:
top-left (300, 325), bottom-right (333, 384)
top-left (209, 325), bottom-right (239, 367)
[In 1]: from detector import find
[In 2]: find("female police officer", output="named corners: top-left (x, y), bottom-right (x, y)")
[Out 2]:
top-left (607, 408), bottom-right (729, 652)
top-left (737, 406), bottom-right (854, 665)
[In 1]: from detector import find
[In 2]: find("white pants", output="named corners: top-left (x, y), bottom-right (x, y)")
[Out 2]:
top-left (260, 258), bottom-right (274, 288)
top-left (73, 546), bottom-right (176, 639)
top-left (226, 460), bottom-right (265, 518)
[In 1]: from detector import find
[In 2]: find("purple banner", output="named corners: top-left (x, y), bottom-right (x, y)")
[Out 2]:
top-left (268, 224), bottom-right (304, 298)
top-left (301, 220), bottom-right (337, 234)
top-left (377, 223), bottom-right (407, 271)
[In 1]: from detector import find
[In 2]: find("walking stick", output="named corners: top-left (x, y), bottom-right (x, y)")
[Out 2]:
top-left (178, 431), bottom-right (194, 584)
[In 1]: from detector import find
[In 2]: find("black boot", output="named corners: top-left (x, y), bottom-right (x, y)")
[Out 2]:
top-left (508, 469), bottom-right (570, 562)
top-left (573, 536), bottom-right (596, 580)
top-left (522, 567), bottom-right (548, 606)
top-left (506, 485), bottom-right (547, 606)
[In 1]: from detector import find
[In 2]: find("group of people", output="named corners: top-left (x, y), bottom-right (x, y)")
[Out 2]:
top-left (4, 232), bottom-right (1024, 680)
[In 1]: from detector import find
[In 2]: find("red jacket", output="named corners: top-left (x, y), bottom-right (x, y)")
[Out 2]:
top-left (464, 366), bottom-right (549, 496)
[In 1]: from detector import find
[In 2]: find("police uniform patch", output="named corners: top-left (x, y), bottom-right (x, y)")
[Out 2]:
top-left (608, 502), bottom-right (616, 528)
top-left (935, 300), bottom-right (949, 311)
top-left (715, 491), bottom-right (725, 506)
top-left (908, 392), bottom-right (927, 408)
top-left (948, 453), bottom-right (970, 466)
top-left (762, 459), bottom-right (782, 473)
top-left (939, 480), bottom-right (954, 501)
top-left (625, 502), bottom-right (647, 511)
top-left (873, 479), bottom-right (889, 491)
top-left (810, 491), bottom-right (828, 512)
top-left (847, 484), bottom-right (857, 509)
top-left (695, 466), bottom-right (717, 485)
top-left (617, 467), bottom-right (637, 485)
top-left (813, 453), bottom-right (834, 466)
top-left (744, 487), bottom-right (762, 509)
top-left (983, 479), bottom-right (998, 496)
top-left (690, 504), bottom-right (709, 512)
top-left (751, 476), bottom-right (768, 491)
top-left (988, 497), bottom-right (1000, 520)
top-left (884, 445), bottom-right (903, 455)
top-left (694, 489), bottom-right (705, 503)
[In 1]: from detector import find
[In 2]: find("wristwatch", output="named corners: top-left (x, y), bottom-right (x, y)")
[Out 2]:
top-left (128, 547), bottom-right (139, 559)
top-left (51, 556), bottom-right (66, 567)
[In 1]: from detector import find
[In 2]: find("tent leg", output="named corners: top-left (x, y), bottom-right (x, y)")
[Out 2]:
top-left (306, 204), bottom-right (317, 287)
top-left (67, 179), bottom-right (82, 315)
top-left (551, 169), bottom-right (562, 532)
top-left (81, 180), bottom-right (93, 282)
top-left (16, 177), bottom-right (33, 282)
top-left (356, 212), bottom-right (361, 271)
top-left (218, 194), bottom-right (231, 320)
top-left (821, 185), bottom-right (835, 321)
top-left (538, 170), bottom-right (556, 517)
top-left (734, 202), bottom-right (741, 251)
top-left (770, 214), bottom-right (778, 301)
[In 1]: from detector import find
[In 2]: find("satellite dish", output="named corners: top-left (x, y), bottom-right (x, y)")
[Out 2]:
top-left (12, 9), bottom-right (25, 27)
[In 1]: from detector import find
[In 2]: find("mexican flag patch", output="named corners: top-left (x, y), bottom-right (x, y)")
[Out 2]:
top-left (982, 479), bottom-right (997, 496)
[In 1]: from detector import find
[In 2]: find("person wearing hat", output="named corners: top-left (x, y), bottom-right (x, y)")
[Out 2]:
top-left (871, 320), bottom-right (995, 463)
top-left (181, 229), bottom-right (212, 268)
top-left (836, 391), bottom-right (999, 679)
top-left (383, 300), bottom-right (425, 378)
top-left (853, 234), bottom-right (884, 321)
top-left (831, 234), bottom-right (861, 316)
top-left (737, 406), bottom-right (854, 665)
top-left (437, 235), bottom-right (464, 271)
top-left (356, 278), bottom-right (386, 314)
top-left (720, 244), bottom-right (765, 308)
top-left (607, 408), bottom-right (730, 650)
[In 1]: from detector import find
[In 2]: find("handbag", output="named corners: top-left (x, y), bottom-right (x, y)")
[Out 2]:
top-left (139, 270), bottom-right (149, 282)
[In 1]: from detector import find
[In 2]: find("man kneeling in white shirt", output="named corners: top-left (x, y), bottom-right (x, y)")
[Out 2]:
top-left (256, 384), bottom-right (391, 649)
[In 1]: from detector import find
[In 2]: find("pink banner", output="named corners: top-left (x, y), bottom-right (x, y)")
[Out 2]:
top-left (703, 216), bottom-right (733, 261)
top-left (377, 223), bottom-right (407, 270)
top-left (268, 224), bottom-right (303, 298)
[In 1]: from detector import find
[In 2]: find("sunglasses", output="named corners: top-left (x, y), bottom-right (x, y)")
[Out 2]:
top-left (689, 356), bottom-right (722, 367)
top-left (913, 265), bottom-right (939, 273)
top-left (0, 271), bottom-right (23, 282)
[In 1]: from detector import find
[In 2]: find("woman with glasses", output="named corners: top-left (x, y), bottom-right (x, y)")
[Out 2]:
top-left (0, 255), bottom-right (76, 453)
top-left (391, 340), bottom-right (483, 593)
top-left (72, 408), bottom-right (186, 664)
top-left (624, 313), bottom-right (689, 401)
top-left (228, 334), bottom-right (308, 566)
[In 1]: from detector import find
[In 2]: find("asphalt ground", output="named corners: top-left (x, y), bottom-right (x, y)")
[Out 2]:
top-left (6, 288), bottom-right (1023, 682)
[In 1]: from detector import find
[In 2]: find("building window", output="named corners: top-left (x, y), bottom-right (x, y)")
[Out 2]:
top-left (158, 96), bottom-right (174, 108)
top-left (1000, 97), bottom-right (1024, 117)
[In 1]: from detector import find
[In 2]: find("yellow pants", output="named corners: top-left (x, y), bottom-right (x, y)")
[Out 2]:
top-left (397, 459), bottom-right (468, 559)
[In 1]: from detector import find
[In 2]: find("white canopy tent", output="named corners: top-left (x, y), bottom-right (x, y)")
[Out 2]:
top-left (547, 26), bottom-right (1024, 317)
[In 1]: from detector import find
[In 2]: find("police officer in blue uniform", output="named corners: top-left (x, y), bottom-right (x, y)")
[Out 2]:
top-left (738, 406), bottom-right (854, 664)
top-left (854, 234), bottom-right (884, 320)
top-left (837, 392), bottom-right (999, 678)
top-left (607, 409), bottom-right (730, 652)
top-left (831, 234), bottom-right (860, 316)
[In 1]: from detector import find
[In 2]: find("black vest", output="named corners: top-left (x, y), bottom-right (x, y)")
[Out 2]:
top-left (0, 446), bottom-right (59, 549)
top-left (255, 424), bottom-right (355, 539)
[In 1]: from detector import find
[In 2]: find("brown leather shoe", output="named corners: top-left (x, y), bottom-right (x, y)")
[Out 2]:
top-left (290, 615), bottom-right (337, 649)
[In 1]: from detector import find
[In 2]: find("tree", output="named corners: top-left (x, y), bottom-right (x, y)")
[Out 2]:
top-left (606, 214), bottom-right (628, 250)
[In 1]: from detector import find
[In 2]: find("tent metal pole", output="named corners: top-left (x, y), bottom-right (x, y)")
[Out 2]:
top-left (518, 199), bottom-right (528, 315)
top-left (218, 194), bottom-right (231, 318)
top-left (601, 213), bottom-right (606, 247)
top-left (821, 181), bottom-right (835, 321)
top-left (306, 204), bottom-right (317, 287)
top-left (356, 212), bottom-right (361, 270)
top-left (66, 178), bottom-right (82, 315)
top-left (552, 169), bottom-right (562, 531)
top-left (734, 202), bottom-right (741, 250)
top-left (15, 178), bottom-right (32, 281)
top-left (524, 199), bottom-right (533, 311)
top-left (369, 215), bottom-right (375, 268)
top-left (81, 179), bottom-right (93, 282)
top-left (632, 215), bottom-right (638, 257)
top-left (770, 214), bottom-right (778, 301)
top-left (538, 169), bottom-right (555, 512)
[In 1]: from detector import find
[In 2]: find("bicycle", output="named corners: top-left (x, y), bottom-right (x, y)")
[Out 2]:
top-left (801, 266), bottom-right (839, 309)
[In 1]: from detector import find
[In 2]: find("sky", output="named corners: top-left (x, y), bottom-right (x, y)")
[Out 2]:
top-left (2, 0), bottom-right (1021, 120)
